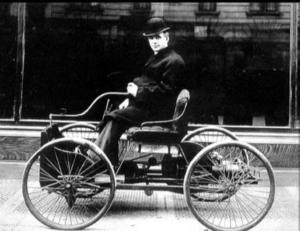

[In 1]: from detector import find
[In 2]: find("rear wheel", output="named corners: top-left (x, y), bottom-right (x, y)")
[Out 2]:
top-left (22, 138), bottom-right (115, 230)
top-left (182, 126), bottom-right (239, 147)
top-left (184, 141), bottom-right (275, 231)
top-left (60, 122), bottom-right (97, 142)
top-left (182, 127), bottom-right (248, 164)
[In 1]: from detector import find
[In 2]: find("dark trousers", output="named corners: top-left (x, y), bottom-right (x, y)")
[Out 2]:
top-left (93, 119), bottom-right (132, 166)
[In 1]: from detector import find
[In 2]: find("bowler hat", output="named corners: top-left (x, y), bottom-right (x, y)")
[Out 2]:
top-left (142, 17), bottom-right (170, 37)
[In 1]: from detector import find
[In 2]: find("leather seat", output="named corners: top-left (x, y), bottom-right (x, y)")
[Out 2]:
top-left (126, 126), bottom-right (182, 144)
top-left (125, 89), bottom-right (190, 144)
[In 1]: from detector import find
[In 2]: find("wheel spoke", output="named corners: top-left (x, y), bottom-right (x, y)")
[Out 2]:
top-left (42, 154), bottom-right (63, 176)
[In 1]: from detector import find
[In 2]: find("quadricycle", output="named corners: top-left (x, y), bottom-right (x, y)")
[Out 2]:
top-left (22, 89), bottom-right (275, 231)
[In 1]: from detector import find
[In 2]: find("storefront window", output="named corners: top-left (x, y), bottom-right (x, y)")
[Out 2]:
top-left (0, 2), bottom-right (297, 127)
top-left (0, 3), bottom-right (17, 118)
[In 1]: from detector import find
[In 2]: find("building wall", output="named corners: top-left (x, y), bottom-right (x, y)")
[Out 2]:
top-left (0, 134), bottom-right (298, 167)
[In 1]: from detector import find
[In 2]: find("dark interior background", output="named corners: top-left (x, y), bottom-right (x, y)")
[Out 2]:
top-left (0, 3), bottom-right (292, 126)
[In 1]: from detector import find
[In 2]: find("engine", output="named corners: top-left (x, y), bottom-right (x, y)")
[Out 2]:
top-left (161, 154), bottom-right (186, 178)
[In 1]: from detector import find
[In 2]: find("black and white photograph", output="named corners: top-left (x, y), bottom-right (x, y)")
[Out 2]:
top-left (0, 2), bottom-right (299, 231)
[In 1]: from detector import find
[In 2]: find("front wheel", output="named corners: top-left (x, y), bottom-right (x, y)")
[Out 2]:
top-left (184, 141), bottom-right (275, 231)
top-left (22, 138), bottom-right (116, 230)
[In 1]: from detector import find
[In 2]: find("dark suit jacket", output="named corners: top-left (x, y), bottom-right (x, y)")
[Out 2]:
top-left (105, 46), bottom-right (185, 125)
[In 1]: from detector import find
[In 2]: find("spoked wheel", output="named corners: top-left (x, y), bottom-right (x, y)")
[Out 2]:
top-left (184, 141), bottom-right (275, 231)
top-left (22, 138), bottom-right (116, 230)
top-left (182, 126), bottom-right (239, 147)
top-left (60, 122), bottom-right (98, 142)
top-left (182, 126), bottom-right (249, 164)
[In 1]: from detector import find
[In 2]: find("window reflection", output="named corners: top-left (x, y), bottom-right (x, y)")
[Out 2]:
top-left (198, 2), bottom-right (216, 12)
top-left (249, 2), bottom-right (279, 13)
top-left (0, 2), bottom-right (295, 127)
top-left (0, 3), bottom-right (17, 118)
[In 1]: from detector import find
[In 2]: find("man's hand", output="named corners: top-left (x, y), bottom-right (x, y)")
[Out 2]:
top-left (127, 82), bottom-right (138, 97)
top-left (119, 98), bottom-right (129, 109)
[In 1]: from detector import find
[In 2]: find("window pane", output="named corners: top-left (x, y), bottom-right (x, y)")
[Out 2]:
top-left (0, 3), bottom-right (17, 118)
top-left (266, 3), bottom-right (277, 12)
top-left (20, 2), bottom-right (291, 127)
top-left (133, 2), bottom-right (151, 10)
top-left (22, 3), bottom-right (150, 119)
top-left (199, 3), bottom-right (216, 11)
top-left (249, 3), bottom-right (262, 12)
top-left (250, 3), bottom-right (278, 13)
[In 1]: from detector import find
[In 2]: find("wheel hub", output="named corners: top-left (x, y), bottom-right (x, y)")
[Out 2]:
top-left (228, 185), bottom-right (235, 193)
top-left (58, 175), bottom-right (84, 191)
top-left (65, 183), bottom-right (72, 189)
top-left (224, 183), bottom-right (239, 195)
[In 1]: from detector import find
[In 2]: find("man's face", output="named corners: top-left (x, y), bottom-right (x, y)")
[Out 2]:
top-left (147, 32), bottom-right (169, 54)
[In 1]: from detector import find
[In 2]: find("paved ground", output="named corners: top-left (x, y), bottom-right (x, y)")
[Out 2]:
top-left (0, 161), bottom-right (299, 231)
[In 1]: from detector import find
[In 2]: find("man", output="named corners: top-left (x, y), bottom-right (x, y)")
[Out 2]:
top-left (92, 17), bottom-right (185, 166)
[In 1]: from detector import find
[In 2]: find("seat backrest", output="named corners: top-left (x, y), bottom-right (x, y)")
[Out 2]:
top-left (172, 89), bottom-right (190, 133)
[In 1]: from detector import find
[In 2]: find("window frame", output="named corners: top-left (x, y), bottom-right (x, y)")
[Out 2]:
top-left (199, 2), bottom-right (216, 12)
top-left (196, 2), bottom-right (219, 16)
top-left (247, 2), bottom-right (280, 16)
top-left (133, 2), bottom-right (151, 11)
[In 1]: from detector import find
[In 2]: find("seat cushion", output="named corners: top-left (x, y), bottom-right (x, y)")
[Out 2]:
top-left (126, 126), bottom-right (182, 143)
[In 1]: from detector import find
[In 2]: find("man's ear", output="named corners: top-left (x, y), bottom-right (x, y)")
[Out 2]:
top-left (164, 32), bottom-right (170, 42)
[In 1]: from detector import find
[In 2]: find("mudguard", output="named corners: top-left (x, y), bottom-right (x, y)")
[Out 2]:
top-left (179, 141), bottom-right (203, 162)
